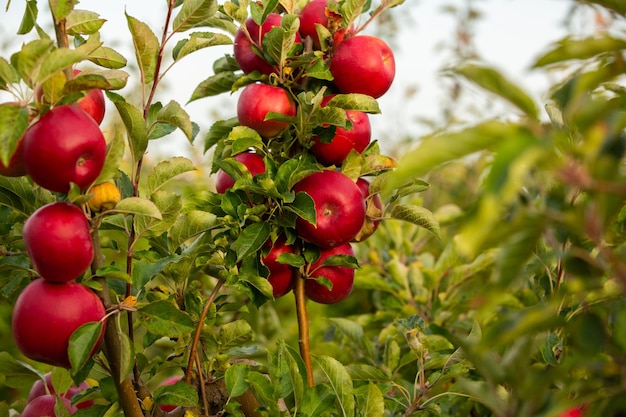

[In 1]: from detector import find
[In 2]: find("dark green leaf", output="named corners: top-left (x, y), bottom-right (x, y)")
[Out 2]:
top-left (107, 92), bottom-right (148, 162)
top-left (68, 321), bottom-right (103, 371)
top-left (235, 222), bottom-right (270, 262)
top-left (17, 0), bottom-right (38, 35)
top-left (0, 103), bottom-right (29, 168)
top-left (189, 71), bottom-right (238, 102)
top-left (138, 300), bottom-right (195, 338)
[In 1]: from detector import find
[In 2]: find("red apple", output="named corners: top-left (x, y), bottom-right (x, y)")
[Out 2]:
top-left (293, 170), bottom-right (366, 248)
top-left (234, 14), bottom-right (302, 75)
top-left (23, 105), bottom-right (106, 193)
top-left (304, 242), bottom-right (355, 304)
top-left (261, 236), bottom-right (295, 298)
top-left (215, 151), bottom-right (266, 193)
top-left (158, 375), bottom-right (183, 412)
top-left (12, 278), bottom-right (106, 368)
top-left (309, 95), bottom-right (371, 166)
top-left (0, 137), bottom-right (27, 177)
top-left (21, 394), bottom-right (77, 417)
top-left (28, 373), bottom-right (93, 409)
top-left (299, 0), bottom-right (329, 49)
top-left (330, 35), bottom-right (395, 99)
top-left (352, 178), bottom-right (383, 242)
top-left (237, 84), bottom-right (296, 138)
top-left (559, 407), bottom-right (584, 417)
top-left (23, 202), bottom-right (94, 283)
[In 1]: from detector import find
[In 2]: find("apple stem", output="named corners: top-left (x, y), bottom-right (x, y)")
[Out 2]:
top-left (294, 266), bottom-right (315, 388)
top-left (185, 278), bottom-right (225, 385)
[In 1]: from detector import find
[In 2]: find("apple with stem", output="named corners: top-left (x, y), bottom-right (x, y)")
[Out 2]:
top-left (304, 242), bottom-right (355, 304)
top-left (215, 151), bottom-right (266, 194)
top-left (309, 94), bottom-right (371, 166)
top-left (237, 83), bottom-right (296, 138)
top-left (293, 170), bottom-right (366, 248)
top-left (22, 105), bottom-right (106, 193)
top-left (21, 394), bottom-right (77, 417)
top-left (23, 202), bottom-right (94, 283)
top-left (12, 278), bottom-right (106, 368)
top-left (261, 236), bottom-right (295, 298)
top-left (330, 35), bottom-right (396, 99)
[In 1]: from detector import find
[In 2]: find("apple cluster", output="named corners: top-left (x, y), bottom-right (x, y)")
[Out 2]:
top-left (214, 0), bottom-right (394, 304)
top-left (5, 75), bottom-right (109, 369)
top-left (19, 372), bottom-right (94, 416)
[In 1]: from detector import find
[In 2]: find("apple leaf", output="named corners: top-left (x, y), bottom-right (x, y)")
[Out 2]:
top-left (314, 355), bottom-right (355, 417)
top-left (117, 326), bottom-right (135, 383)
top-left (276, 252), bottom-right (305, 268)
top-left (66, 9), bottom-right (106, 35)
top-left (341, 0), bottom-right (367, 29)
top-left (217, 319), bottom-right (254, 349)
top-left (263, 14), bottom-right (301, 66)
top-left (114, 197), bottom-right (163, 219)
top-left (134, 190), bottom-right (182, 238)
top-left (287, 191), bottom-right (317, 225)
top-left (141, 157), bottom-right (196, 197)
top-left (0, 57), bottom-right (18, 90)
top-left (138, 300), bottom-right (195, 338)
top-left (151, 100), bottom-right (195, 142)
top-left (169, 210), bottom-right (218, 250)
top-left (0, 103), bottom-right (29, 168)
top-left (49, 0), bottom-right (78, 21)
top-left (235, 222), bottom-right (270, 262)
top-left (325, 94), bottom-right (381, 114)
top-left (320, 254), bottom-right (359, 269)
top-left (533, 35), bottom-right (626, 68)
top-left (305, 57), bottom-right (333, 81)
top-left (106, 92), bottom-right (148, 162)
top-left (189, 71), bottom-right (239, 102)
top-left (172, 32), bottom-right (232, 62)
top-left (0, 176), bottom-right (46, 216)
top-left (273, 154), bottom-right (320, 194)
top-left (0, 352), bottom-right (42, 389)
top-left (11, 39), bottom-right (55, 87)
top-left (17, 0), bottom-right (38, 35)
top-left (126, 13), bottom-right (159, 85)
top-left (452, 63), bottom-right (539, 121)
top-left (93, 130), bottom-right (125, 185)
top-left (172, 0), bottom-right (218, 33)
top-left (225, 362), bottom-right (250, 397)
top-left (68, 321), bottom-right (103, 371)
top-left (223, 0), bottom-right (251, 24)
top-left (154, 380), bottom-right (199, 409)
top-left (87, 47), bottom-right (128, 70)
top-left (390, 205), bottom-right (440, 238)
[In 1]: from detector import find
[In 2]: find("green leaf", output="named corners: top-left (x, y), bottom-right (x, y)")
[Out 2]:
top-left (217, 319), bottom-right (254, 350)
top-left (534, 35), bottom-right (626, 67)
top-left (17, 0), bottom-right (38, 35)
top-left (152, 101), bottom-right (195, 141)
top-left (49, 0), bottom-right (78, 21)
top-left (0, 352), bottom-right (41, 389)
top-left (0, 57), bottom-right (19, 89)
top-left (328, 318), bottom-right (375, 358)
top-left (142, 157), bottom-right (196, 197)
top-left (114, 197), bottom-right (162, 219)
top-left (223, 0), bottom-right (251, 24)
top-left (107, 92), bottom-right (148, 162)
top-left (172, 32), bottom-right (232, 62)
top-left (138, 300), bottom-right (195, 338)
top-left (172, 0), bottom-right (218, 33)
top-left (356, 383), bottom-right (385, 417)
top-left (287, 192), bottom-right (316, 225)
top-left (189, 71), bottom-right (238, 102)
top-left (169, 210), bottom-right (218, 250)
top-left (126, 13), bottom-right (159, 85)
top-left (11, 39), bottom-right (55, 87)
top-left (235, 222), bottom-right (270, 262)
top-left (154, 380), bottom-right (199, 409)
top-left (93, 129), bottom-right (125, 184)
top-left (453, 63), bottom-right (539, 120)
top-left (66, 9), bottom-right (106, 35)
top-left (87, 48), bottom-right (128, 69)
top-left (68, 321), bottom-right (103, 370)
top-left (341, 0), bottom-right (367, 29)
top-left (117, 329), bottom-right (134, 383)
top-left (0, 103), bottom-right (29, 167)
top-left (314, 355), bottom-right (355, 417)
top-left (325, 94), bottom-right (381, 114)
top-left (263, 14), bottom-right (301, 66)
top-left (389, 205), bottom-right (440, 238)
top-left (225, 362), bottom-right (250, 397)
top-left (387, 121), bottom-right (519, 191)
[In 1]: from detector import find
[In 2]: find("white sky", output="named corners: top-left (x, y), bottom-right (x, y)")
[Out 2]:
top-left (0, 0), bottom-right (579, 158)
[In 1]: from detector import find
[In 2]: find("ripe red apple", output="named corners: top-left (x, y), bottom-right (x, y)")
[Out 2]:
top-left (293, 170), bottom-right (366, 248)
top-left (12, 278), bottom-right (106, 368)
top-left (21, 394), bottom-right (77, 417)
top-left (23, 105), bottom-right (106, 193)
top-left (28, 373), bottom-right (93, 409)
top-left (299, 0), bottom-right (329, 49)
top-left (330, 35), bottom-right (396, 99)
top-left (215, 151), bottom-right (266, 193)
top-left (234, 14), bottom-right (302, 75)
top-left (23, 202), bottom-right (94, 282)
top-left (353, 178), bottom-right (383, 242)
top-left (158, 375), bottom-right (183, 412)
top-left (309, 95), bottom-right (371, 166)
top-left (559, 407), bottom-right (584, 417)
top-left (304, 242), bottom-right (355, 304)
top-left (261, 236), bottom-right (295, 298)
top-left (0, 137), bottom-right (27, 177)
top-left (237, 83), bottom-right (296, 138)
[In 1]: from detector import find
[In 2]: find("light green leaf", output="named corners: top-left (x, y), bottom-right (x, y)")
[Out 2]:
top-left (141, 157), bottom-right (196, 197)
top-left (534, 35), bottom-right (626, 67)
top-left (139, 300), bottom-right (195, 338)
top-left (169, 210), bottom-right (218, 250)
top-left (357, 383), bottom-right (384, 417)
top-left (126, 13), bottom-right (159, 85)
top-left (11, 39), bottom-right (55, 87)
top-left (172, 32), bottom-right (233, 62)
top-left (153, 101), bottom-right (195, 141)
top-left (225, 362), bottom-right (250, 397)
top-left (390, 205), bottom-right (440, 238)
top-left (453, 63), bottom-right (539, 120)
top-left (154, 380), bottom-right (199, 408)
top-left (94, 129), bottom-right (125, 184)
top-left (66, 9), bottom-right (106, 35)
top-left (0, 103), bottom-right (29, 167)
top-left (107, 92), bottom-right (148, 162)
top-left (17, 0), bottom-right (38, 35)
top-left (314, 355), bottom-right (355, 417)
top-left (49, 0), bottom-right (78, 21)
top-left (117, 329), bottom-right (134, 383)
top-left (0, 352), bottom-right (42, 389)
top-left (88, 47), bottom-right (128, 69)
top-left (263, 14), bottom-right (301, 66)
top-left (217, 319), bottom-right (254, 350)
top-left (172, 0), bottom-right (218, 33)
top-left (325, 93), bottom-right (381, 114)
top-left (114, 197), bottom-right (162, 219)
top-left (0, 57), bottom-right (18, 89)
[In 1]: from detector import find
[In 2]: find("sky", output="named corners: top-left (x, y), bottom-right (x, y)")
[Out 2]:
top-left (0, 0), bottom-right (578, 158)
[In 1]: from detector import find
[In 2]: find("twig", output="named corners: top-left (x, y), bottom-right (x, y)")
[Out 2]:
top-left (294, 267), bottom-right (314, 388)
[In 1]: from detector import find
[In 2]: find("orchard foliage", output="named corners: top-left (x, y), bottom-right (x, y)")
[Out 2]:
top-left (0, 0), bottom-right (626, 417)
